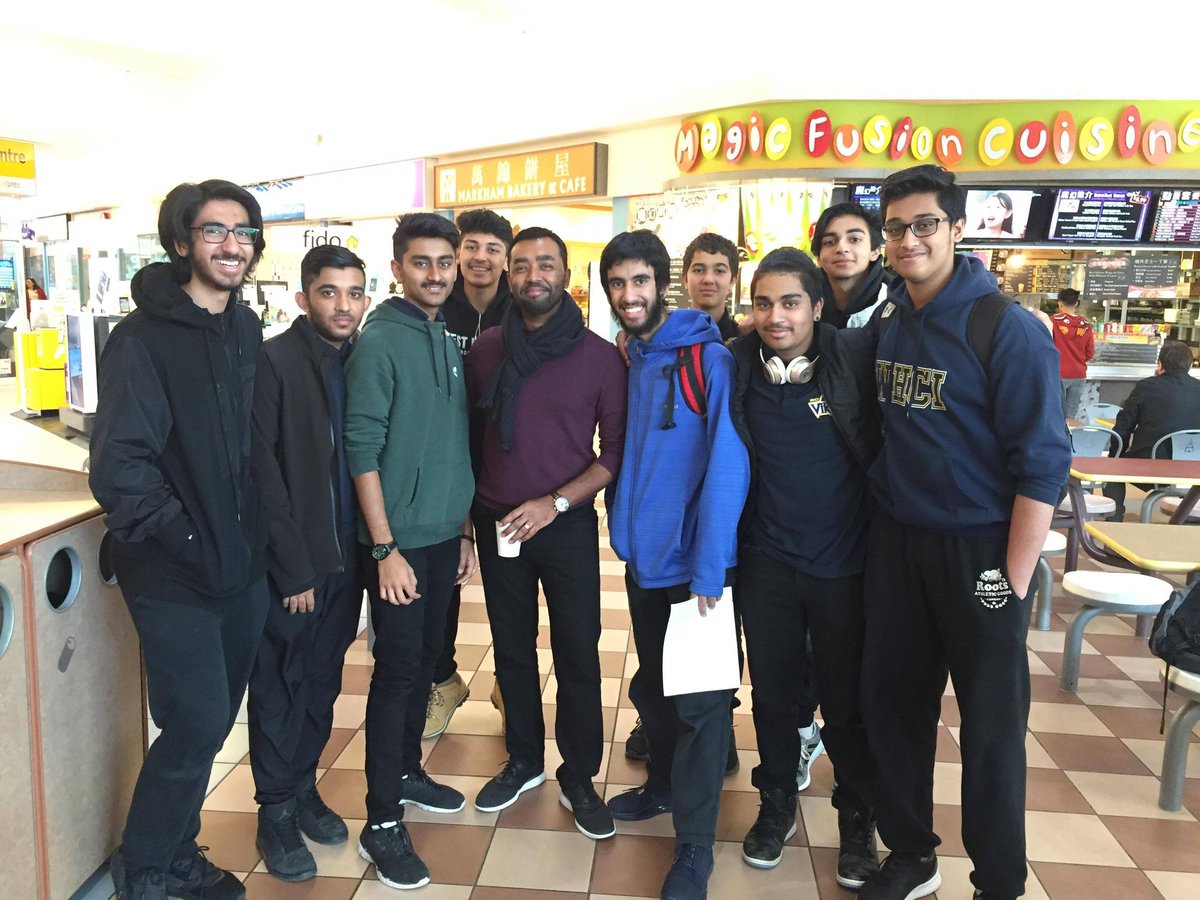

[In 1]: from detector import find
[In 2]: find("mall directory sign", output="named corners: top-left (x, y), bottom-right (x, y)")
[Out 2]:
top-left (673, 102), bottom-right (1200, 176)
top-left (435, 143), bottom-right (607, 208)
top-left (0, 138), bottom-right (36, 197)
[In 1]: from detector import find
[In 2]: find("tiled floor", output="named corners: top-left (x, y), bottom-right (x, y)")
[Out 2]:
top-left (181, 516), bottom-right (1200, 899)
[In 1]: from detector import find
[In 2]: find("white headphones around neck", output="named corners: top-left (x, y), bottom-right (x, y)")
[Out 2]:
top-left (760, 346), bottom-right (816, 385)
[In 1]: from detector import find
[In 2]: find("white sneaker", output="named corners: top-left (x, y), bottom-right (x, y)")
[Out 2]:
top-left (796, 723), bottom-right (825, 792)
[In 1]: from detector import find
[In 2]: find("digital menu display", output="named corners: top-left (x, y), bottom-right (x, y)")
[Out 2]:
top-left (1049, 188), bottom-right (1151, 242)
top-left (850, 184), bottom-right (881, 211)
top-left (964, 188), bottom-right (1046, 241)
top-left (1151, 189), bottom-right (1200, 243)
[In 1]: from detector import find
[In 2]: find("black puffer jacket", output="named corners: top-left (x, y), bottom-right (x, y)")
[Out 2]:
top-left (89, 262), bottom-right (266, 609)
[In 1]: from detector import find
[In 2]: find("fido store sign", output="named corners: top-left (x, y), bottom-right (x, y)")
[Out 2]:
top-left (674, 101), bottom-right (1200, 175)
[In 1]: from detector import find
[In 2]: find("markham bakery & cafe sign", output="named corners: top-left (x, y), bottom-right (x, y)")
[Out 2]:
top-left (674, 101), bottom-right (1200, 175)
top-left (435, 143), bottom-right (607, 208)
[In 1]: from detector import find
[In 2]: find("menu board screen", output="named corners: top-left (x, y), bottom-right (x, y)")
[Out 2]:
top-left (1150, 189), bottom-right (1200, 243)
top-left (1049, 188), bottom-right (1151, 242)
top-left (850, 184), bottom-right (881, 211)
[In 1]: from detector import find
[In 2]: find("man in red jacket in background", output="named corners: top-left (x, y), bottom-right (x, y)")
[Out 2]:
top-left (1050, 288), bottom-right (1094, 419)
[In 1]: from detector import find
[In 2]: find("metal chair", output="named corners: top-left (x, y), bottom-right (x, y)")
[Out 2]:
top-left (1058, 426), bottom-right (1124, 570)
top-left (1139, 430), bottom-right (1200, 522)
top-left (1083, 402), bottom-right (1122, 425)
top-left (1159, 662), bottom-right (1200, 811)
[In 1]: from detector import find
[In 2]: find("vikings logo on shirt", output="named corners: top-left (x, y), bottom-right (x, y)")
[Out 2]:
top-left (808, 395), bottom-right (830, 418)
top-left (975, 568), bottom-right (1013, 609)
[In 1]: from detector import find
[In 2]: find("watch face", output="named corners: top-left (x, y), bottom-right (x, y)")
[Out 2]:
top-left (554, 496), bottom-right (570, 512)
top-left (371, 544), bottom-right (391, 561)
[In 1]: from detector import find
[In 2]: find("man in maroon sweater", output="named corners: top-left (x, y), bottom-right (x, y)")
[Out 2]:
top-left (465, 226), bottom-right (628, 841)
top-left (1050, 288), bottom-right (1094, 419)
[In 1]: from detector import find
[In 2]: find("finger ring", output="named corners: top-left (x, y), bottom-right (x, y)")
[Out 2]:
top-left (522, 523), bottom-right (531, 530)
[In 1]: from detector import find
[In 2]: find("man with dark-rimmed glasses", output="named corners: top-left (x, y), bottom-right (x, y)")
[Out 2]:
top-left (857, 165), bottom-right (1069, 900)
top-left (91, 180), bottom-right (270, 900)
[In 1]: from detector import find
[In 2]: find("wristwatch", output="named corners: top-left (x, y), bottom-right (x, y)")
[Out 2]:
top-left (551, 491), bottom-right (570, 513)
top-left (371, 540), bottom-right (398, 561)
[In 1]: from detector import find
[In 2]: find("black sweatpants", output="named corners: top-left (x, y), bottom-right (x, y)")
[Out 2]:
top-left (473, 503), bottom-right (603, 789)
top-left (736, 551), bottom-right (873, 809)
top-left (248, 547), bottom-right (364, 805)
top-left (861, 506), bottom-right (1030, 899)
top-left (364, 537), bottom-right (458, 823)
top-left (626, 574), bottom-right (734, 848)
top-left (121, 579), bottom-right (269, 876)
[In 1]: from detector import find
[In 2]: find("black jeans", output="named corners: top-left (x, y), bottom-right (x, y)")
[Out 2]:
top-left (248, 546), bottom-right (364, 805)
top-left (473, 503), bottom-right (603, 788)
top-left (626, 574), bottom-right (734, 848)
top-left (121, 580), bottom-right (269, 876)
top-left (862, 506), bottom-right (1031, 899)
top-left (432, 584), bottom-right (463, 684)
top-left (364, 537), bottom-right (458, 823)
top-left (736, 551), bottom-right (873, 808)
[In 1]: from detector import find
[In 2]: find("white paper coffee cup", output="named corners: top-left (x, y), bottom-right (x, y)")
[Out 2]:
top-left (496, 520), bottom-right (521, 558)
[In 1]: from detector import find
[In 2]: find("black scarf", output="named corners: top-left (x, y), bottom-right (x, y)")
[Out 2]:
top-left (479, 292), bottom-right (584, 452)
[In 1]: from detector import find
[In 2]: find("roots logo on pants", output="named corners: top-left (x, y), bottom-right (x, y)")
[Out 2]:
top-left (975, 568), bottom-right (1013, 609)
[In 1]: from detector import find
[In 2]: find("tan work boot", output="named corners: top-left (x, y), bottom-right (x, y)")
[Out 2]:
top-left (423, 672), bottom-right (469, 739)
top-left (490, 679), bottom-right (506, 733)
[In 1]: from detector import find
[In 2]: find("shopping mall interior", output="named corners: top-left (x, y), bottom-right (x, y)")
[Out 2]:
top-left (3, 5), bottom-right (1200, 899)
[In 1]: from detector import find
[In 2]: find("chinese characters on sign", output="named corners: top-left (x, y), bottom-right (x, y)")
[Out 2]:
top-left (435, 144), bottom-right (607, 208)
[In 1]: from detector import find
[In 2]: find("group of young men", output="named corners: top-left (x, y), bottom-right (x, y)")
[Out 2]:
top-left (89, 163), bottom-right (1070, 900)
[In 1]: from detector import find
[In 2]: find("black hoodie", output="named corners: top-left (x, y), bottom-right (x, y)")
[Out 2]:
top-left (818, 258), bottom-right (896, 329)
top-left (89, 262), bottom-right (266, 609)
top-left (442, 272), bottom-right (512, 356)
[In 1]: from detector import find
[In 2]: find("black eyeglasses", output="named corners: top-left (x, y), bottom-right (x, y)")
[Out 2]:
top-left (191, 224), bottom-right (261, 245)
top-left (882, 217), bottom-right (950, 242)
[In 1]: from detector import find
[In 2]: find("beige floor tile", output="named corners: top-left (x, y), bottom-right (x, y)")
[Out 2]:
top-left (444, 699), bottom-right (506, 737)
top-left (1027, 733), bottom-right (1058, 769)
top-left (455, 622), bottom-right (496, 646)
top-left (202, 763), bottom-right (257, 813)
top-left (206, 762), bottom-right (235, 797)
top-left (600, 590), bottom-right (629, 610)
top-left (622, 652), bottom-right (640, 680)
top-left (215, 722), bottom-right (249, 764)
top-left (1123, 737), bottom-right (1200, 778)
top-left (598, 628), bottom-right (631, 652)
top-left (720, 747), bottom-right (762, 793)
top-left (1079, 615), bottom-right (1138, 635)
top-left (933, 761), bottom-right (963, 806)
top-left (476, 826), bottom-right (596, 891)
top-left (1028, 650), bottom-right (1055, 677)
top-left (460, 584), bottom-right (486, 603)
top-left (332, 730), bottom-right (365, 769)
top-left (235, 689), bottom-right (249, 724)
top-left (1066, 771), bottom-right (1196, 820)
top-left (1024, 811), bottom-right (1135, 866)
top-left (332, 693), bottom-right (368, 730)
top-left (600, 560), bottom-right (625, 576)
top-left (706, 841), bottom-right (816, 898)
top-left (1146, 869), bottom-right (1200, 900)
top-left (1073, 678), bottom-right (1160, 709)
top-left (1108, 654), bottom-right (1166, 682)
top-left (798, 795), bottom-right (838, 848)
top-left (354, 881), bottom-right (472, 899)
top-left (1026, 630), bottom-right (1097, 655)
top-left (344, 645), bottom-right (375, 667)
top-left (1027, 701), bottom-right (1114, 736)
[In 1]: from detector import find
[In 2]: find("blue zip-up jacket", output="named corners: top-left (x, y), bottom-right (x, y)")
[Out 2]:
top-left (870, 255), bottom-right (1071, 536)
top-left (608, 310), bottom-right (750, 597)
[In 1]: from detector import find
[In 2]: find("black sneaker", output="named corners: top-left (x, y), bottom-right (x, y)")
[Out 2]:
top-left (836, 806), bottom-right (880, 889)
top-left (110, 849), bottom-right (169, 900)
top-left (167, 847), bottom-right (246, 900)
top-left (859, 851), bottom-right (940, 900)
top-left (726, 728), bottom-right (740, 776)
top-left (357, 822), bottom-right (430, 890)
top-left (296, 777), bottom-right (348, 844)
top-left (625, 717), bottom-right (649, 760)
top-left (474, 759), bottom-right (546, 812)
top-left (606, 783), bottom-right (672, 821)
top-left (398, 768), bottom-right (465, 813)
top-left (661, 843), bottom-right (714, 900)
top-left (559, 780), bottom-right (616, 839)
top-left (257, 799), bottom-right (317, 882)
top-left (741, 788), bottom-right (797, 869)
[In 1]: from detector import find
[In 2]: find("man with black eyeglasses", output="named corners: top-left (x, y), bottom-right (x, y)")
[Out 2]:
top-left (857, 165), bottom-right (1069, 900)
top-left (91, 180), bottom-right (270, 900)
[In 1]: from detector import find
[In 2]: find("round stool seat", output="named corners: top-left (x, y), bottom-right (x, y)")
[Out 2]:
top-left (1161, 660), bottom-right (1200, 699)
top-left (1058, 494), bottom-right (1117, 515)
top-left (1062, 570), bottom-right (1173, 608)
top-left (1041, 530), bottom-right (1067, 556)
top-left (1159, 497), bottom-right (1200, 521)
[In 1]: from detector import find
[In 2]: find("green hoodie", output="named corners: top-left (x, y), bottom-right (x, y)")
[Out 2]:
top-left (344, 300), bottom-right (474, 548)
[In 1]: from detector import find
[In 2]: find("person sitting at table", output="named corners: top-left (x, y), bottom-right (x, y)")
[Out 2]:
top-left (1103, 340), bottom-right (1200, 521)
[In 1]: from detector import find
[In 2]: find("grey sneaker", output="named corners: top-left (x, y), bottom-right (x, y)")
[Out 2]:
top-left (796, 723), bottom-right (825, 792)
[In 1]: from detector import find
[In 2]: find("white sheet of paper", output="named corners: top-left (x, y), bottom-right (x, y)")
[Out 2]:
top-left (662, 587), bottom-right (740, 697)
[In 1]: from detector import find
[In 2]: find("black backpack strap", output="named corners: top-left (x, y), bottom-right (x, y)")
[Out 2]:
top-left (966, 291), bottom-right (1017, 372)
